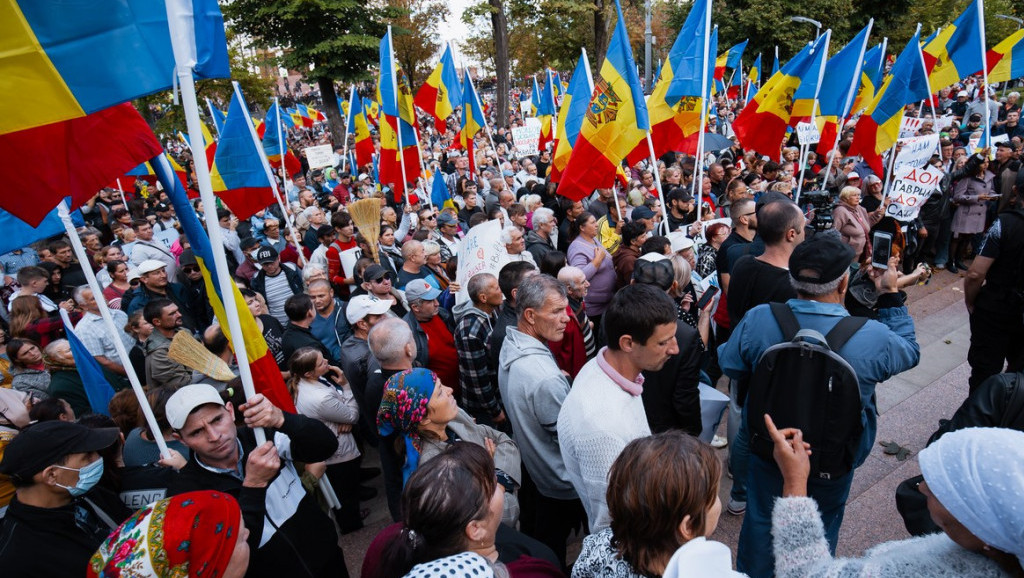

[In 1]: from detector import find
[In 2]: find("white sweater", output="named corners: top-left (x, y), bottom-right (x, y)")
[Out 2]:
top-left (557, 356), bottom-right (650, 532)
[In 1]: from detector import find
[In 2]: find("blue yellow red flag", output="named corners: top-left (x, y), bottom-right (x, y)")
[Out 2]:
top-left (924, 0), bottom-right (985, 92)
top-left (210, 88), bottom-right (275, 220)
top-left (63, 310), bottom-right (116, 416)
top-left (551, 51), bottom-right (596, 183)
top-left (460, 72), bottom-right (486, 173)
top-left (346, 86), bottom-right (375, 168)
top-left (538, 70), bottom-right (557, 151)
top-left (816, 22), bottom-right (873, 153)
top-left (262, 102), bottom-right (302, 178)
top-left (987, 30), bottom-right (1024, 84)
top-left (415, 44), bottom-right (462, 132)
top-left (850, 42), bottom-right (887, 114)
top-left (789, 31), bottom-right (832, 126)
top-left (378, 29), bottom-right (420, 197)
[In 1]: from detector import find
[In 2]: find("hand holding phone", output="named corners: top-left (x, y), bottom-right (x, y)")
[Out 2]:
top-left (695, 285), bottom-right (719, 311)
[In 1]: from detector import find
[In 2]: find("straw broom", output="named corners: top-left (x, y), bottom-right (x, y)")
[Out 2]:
top-left (168, 330), bottom-right (236, 383)
top-left (348, 198), bottom-right (381, 263)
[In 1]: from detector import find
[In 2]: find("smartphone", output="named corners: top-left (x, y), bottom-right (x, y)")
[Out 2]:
top-left (871, 231), bottom-right (893, 270)
top-left (695, 285), bottom-right (720, 310)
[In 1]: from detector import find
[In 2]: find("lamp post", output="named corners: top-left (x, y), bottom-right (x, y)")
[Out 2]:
top-left (790, 16), bottom-right (822, 41)
top-left (644, 0), bottom-right (653, 94)
top-left (994, 14), bottom-right (1023, 30)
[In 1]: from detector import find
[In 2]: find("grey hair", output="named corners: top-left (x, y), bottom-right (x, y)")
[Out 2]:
top-left (368, 317), bottom-right (416, 366)
top-left (515, 274), bottom-right (566, 318)
top-left (72, 284), bottom-right (93, 305)
top-left (669, 254), bottom-right (691, 298)
top-left (402, 240), bottom-right (423, 259)
top-left (790, 271), bottom-right (849, 297)
top-left (556, 266), bottom-right (585, 290)
top-left (500, 228), bottom-right (519, 245)
top-left (532, 207), bottom-right (555, 227)
top-left (302, 264), bottom-right (326, 283)
top-left (521, 194), bottom-right (542, 212)
top-left (467, 273), bottom-right (496, 305)
top-left (422, 240), bottom-right (441, 256)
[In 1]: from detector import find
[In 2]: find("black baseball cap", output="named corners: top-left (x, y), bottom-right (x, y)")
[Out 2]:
top-left (0, 421), bottom-right (118, 483)
top-left (632, 253), bottom-right (675, 291)
top-left (362, 264), bottom-right (391, 282)
top-left (255, 246), bottom-right (279, 264)
top-left (789, 233), bottom-right (855, 284)
top-left (631, 205), bottom-right (656, 221)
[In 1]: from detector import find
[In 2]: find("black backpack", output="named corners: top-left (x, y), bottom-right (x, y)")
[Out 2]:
top-left (747, 302), bottom-right (868, 480)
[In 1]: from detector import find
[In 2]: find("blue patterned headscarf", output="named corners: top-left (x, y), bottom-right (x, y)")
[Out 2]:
top-left (377, 368), bottom-right (438, 484)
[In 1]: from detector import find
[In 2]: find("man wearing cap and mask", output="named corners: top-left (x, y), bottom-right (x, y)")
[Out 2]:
top-left (0, 421), bottom-right (130, 576)
top-left (163, 384), bottom-right (345, 578)
top-left (719, 234), bottom-right (920, 577)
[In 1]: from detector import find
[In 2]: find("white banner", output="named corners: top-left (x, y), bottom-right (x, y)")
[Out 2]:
top-left (886, 165), bottom-right (944, 222)
top-left (510, 118), bottom-right (542, 155)
top-left (455, 219), bottom-right (509, 304)
top-left (303, 144), bottom-right (334, 169)
top-left (894, 133), bottom-right (939, 172)
top-left (340, 247), bottom-right (361, 292)
top-left (519, 100), bottom-right (532, 117)
top-left (933, 114), bottom-right (957, 131)
top-left (898, 116), bottom-right (925, 139)
top-left (796, 122), bottom-right (821, 145)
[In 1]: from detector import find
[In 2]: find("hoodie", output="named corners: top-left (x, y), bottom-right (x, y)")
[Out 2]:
top-left (498, 327), bottom-right (576, 500)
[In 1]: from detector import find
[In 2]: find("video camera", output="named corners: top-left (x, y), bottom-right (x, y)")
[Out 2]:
top-left (800, 190), bottom-right (834, 232)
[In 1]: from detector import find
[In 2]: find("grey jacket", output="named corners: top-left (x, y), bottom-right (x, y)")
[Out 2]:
top-left (497, 327), bottom-right (576, 500)
top-left (143, 331), bottom-right (192, 389)
top-left (420, 408), bottom-right (521, 485)
top-left (11, 367), bottom-right (50, 401)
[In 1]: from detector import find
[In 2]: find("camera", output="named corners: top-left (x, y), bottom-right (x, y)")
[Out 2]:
top-left (801, 190), bottom-right (834, 232)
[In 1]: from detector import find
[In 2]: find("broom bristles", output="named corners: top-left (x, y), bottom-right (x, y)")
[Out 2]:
top-left (349, 198), bottom-right (381, 263)
top-left (168, 330), bottom-right (236, 382)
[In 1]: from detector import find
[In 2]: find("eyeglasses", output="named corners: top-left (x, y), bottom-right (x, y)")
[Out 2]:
top-left (182, 265), bottom-right (200, 273)
top-left (371, 277), bottom-right (391, 284)
top-left (424, 215), bottom-right (436, 220)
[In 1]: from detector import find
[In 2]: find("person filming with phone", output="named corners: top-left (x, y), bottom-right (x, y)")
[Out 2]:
top-left (832, 185), bottom-right (888, 267)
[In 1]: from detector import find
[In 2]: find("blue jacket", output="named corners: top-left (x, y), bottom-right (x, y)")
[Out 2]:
top-left (718, 297), bottom-right (920, 466)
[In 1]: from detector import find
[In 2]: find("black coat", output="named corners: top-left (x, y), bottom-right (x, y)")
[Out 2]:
top-left (641, 320), bottom-right (705, 436)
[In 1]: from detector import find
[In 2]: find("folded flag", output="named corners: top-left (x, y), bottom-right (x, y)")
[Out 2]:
top-left (62, 310), bottom-right (116, 416)
top-left (210, 88), bottom-right (276, 220)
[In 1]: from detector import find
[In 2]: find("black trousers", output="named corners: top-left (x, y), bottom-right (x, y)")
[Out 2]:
top-left (968, 300), bottom-right (1024, 394)
top-left (325, 459), bottom-right (363, 534)
top-left (517, 466), bottom-right (587, 571)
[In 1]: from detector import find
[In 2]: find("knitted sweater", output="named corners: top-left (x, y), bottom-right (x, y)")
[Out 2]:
top-left (772, 496), bottom-right (1010, 578)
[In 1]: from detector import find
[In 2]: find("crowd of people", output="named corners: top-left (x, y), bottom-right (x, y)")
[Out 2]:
top-left (0, 69), bottom-right (1021, 578)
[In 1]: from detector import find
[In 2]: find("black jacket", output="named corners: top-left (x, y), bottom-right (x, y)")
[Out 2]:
top-left (641, 320), bottom-right (705, 436)
top-left (0, 488), bottom-right (130, 578)
top-left (251, 264), bottom-right (305, 303)
top-left (167, 413), bottom-right (340, 578)
top-left (282, 323), bottom-right (338, 368)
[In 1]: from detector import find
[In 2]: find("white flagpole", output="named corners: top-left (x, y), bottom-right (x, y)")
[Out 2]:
top-left (234, 82), bottom-right (308, 267)
top-left (548, 68), bottom-right (559, 142)
top-left (883, 24), bottom-right (923, 196)
top-left (821, 22), bottom-right (874, 188)
top-left (977, 0), bottom-right (992, 155)
top-left (57, 201), bottom-right (170, 459)
top-left (915, 29), bottom-right (942, 158)
top-left (795, 30), bottom-right (832, 205)
top-left (164, 4), bottom-right (267, 446)
top-left (205, 98), bottom-right (221, 137)
top-left (275, 98), bottom-right (288, 188)
top-left (340, 84), bottom-right (355, 175)
top-left (693, 24), bottom-right (716, 229)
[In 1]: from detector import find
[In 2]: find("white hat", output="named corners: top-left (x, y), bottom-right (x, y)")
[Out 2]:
top-left (137, 259), bottom-right (168, 274)
top-left (165, 384), bottom-right (225, 430)
top-left (957, 90), bottom-right (969, 98)
top-left (346, 295), bottom-right (393, 325)
top-left (847, 171), bottom-right (861, 180)
top-left (357, 173), bottom-right (371, 181)
top-left (668, 231), bottom-right (695, 253)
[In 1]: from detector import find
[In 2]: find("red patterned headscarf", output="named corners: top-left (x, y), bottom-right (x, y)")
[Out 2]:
top-left (88, 490), bottom-right (242, 578)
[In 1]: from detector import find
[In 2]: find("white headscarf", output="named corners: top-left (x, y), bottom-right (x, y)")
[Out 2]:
top-left (402, 552), bottom-right (494, 578)
top-left (919, 427), bottom-right (1024, 567)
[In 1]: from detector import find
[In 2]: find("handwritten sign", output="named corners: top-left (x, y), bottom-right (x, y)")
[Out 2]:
top-left (894, 133), bottom-right (939, 172)
top-left (510, 118), bottom-right (542, 155)
top-left (898, 116), bottom-right (925, 139)
top-left (886, 165), bottom-right (943, 222)
top-left (796, 122), bottom-right (821, 145)
top-left (303, 144), bottom-right (334, 169)
top-left (455, 219), bottom-right (509, 304)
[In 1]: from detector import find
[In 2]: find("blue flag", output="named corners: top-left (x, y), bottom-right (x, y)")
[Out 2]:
top-left (431, 169), bottom-right (452, 209)
top-left (61, 311), bottom-right (115, 416)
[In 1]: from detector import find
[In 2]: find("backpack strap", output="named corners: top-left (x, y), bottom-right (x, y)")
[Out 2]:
top-left (769, 302), bottom-right (801, 341)
top-left (823, 315), bottom-right (869, 353)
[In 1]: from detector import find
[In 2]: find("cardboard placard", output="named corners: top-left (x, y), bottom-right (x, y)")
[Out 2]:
top-left (894, 133), bottom-right (939, 172)
top-left (455, 219), bottom-right (509, 304)
top-left (303, 144), bottom-right (334, 169)
top-left (510, 118), bottom-right (542, 155)
top-left (796, 121), bottom-right (821, 145)
top-left (886, 165), bottom-right (944, 222)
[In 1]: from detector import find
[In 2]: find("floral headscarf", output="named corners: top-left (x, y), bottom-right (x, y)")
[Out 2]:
top-left (377, 368), bottom-right (438, 485)
top-left (88, 490), bottom-right (242, 578)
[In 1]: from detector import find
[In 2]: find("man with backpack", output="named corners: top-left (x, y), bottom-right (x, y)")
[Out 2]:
top-left (719, 233), bottom-right (920, 578)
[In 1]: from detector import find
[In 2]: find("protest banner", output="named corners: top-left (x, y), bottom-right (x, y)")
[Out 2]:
top-left (796, 122), bottom-right (821, 145)
top-left (933, 114), bottom-right (957, 131)
top-left (519, 100), bottom-right (532, 117)
top-left (455, 219), bottom-right (508, 304)
top-left (898, 116), bottom-right (924, 139)
top-left (886, 164), bottom-right (944, 222)
top-left (303, 144), bottom-right (334, 169)
top-left (510, 118), bottom-right (542, 155)
top-left (893, 133), bottom-right (939, 172)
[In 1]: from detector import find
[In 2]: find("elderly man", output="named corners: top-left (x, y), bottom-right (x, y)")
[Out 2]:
top-left (397, 240), bottom-right (438, 290)
top-left (498, 274), bottom-right (579, 566)
top-left (125, 260), bottom-right (196, 331)
top-left (526, 207), bottom-right (557, 263)
top-left (72, 285), bottom-right (133, 385)
top-left (551, 266), bottom-right (596, 378)
top-left (502, 226), bottom-right (536, 265)
top-left (455, 272), bottom-right (505, 427)
top-left (142, 298), bottom-right (192, 389)
top-left (403, 279), bottom-right (458, 391)
top-left (165, 384), bottom-right (345, 578)
top-left (436, 212), bottom-right (461, 262)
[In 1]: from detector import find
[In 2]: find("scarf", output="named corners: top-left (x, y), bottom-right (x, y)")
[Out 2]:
top-left (89, 490), bottom-right (241, 578)
top-left (376, 368), bottom-right (438, 485)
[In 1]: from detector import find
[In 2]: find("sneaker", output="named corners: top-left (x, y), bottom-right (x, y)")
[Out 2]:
top-left (711, 435), bottom-right (729, 449)
top-left (727, 499), bottom-right (746, 516)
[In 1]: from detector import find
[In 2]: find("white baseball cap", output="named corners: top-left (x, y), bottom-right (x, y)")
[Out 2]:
top-left (137, 259), bottom-right (168, 274)
top-left (165, 384), bottom-right (226, 430)
top-left (346, 295), bottom-right (393, 325)
top-left (668, 231), bottom-right (695, 253)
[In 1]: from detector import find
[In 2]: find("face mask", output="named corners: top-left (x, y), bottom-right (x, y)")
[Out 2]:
top-left (54, 457), bottom-right (104, 497)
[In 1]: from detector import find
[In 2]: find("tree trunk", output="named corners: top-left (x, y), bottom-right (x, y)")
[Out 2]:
top-left (594, 0), bottom-right (607, 70)
top-left (490, 0), bottom-right (510, 129)
top-left (318, 77), bottom-right (346, 151)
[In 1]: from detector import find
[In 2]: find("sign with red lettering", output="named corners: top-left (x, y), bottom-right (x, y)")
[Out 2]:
top-left (886, 165), bottom-right (944, 221)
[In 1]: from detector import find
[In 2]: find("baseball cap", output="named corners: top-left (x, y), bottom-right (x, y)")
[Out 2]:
top-left (969, 113), bottom-right (982, 122)
top-left (0, 421), bottom-right (119, 482)
top-left (437, 213), bottom-right (458, 227)
top-left (502, 170), bottom-right (515, 177)
top-left (631, 205), bottom-right (655, 221)
top-left (668, 231), bottom-right (695, 253)
top-left (255, 246), bottom-right (279, 264)
top-left (957, 90), bottom-right (968, 97)
top-left (632, 253), bottom-right (675, 291)
top-left (241, 237), bottom-right (261, 250)
top-left (362, 264), bottom-right (391, 283)
top-left (846, 171), bottom-right (861, 181)
top-left (179, 249), bottom-right (198, 267)
top-left (155, 202), bottom-right (172, 212)
top-left (346, 295), bottom-right (393, 324)
top-left (138, 259), bottom-right (168, 275)
top-left (165, 384), bottom-right (227, 430)
top-left (789, 233), bottom-right (855, 284)
top-left (358, 173), bottom-right (370, 181)
top-left (405, 279), bottom-right (442, 302)
top-left (995, 140), bottom-right (1016, 151)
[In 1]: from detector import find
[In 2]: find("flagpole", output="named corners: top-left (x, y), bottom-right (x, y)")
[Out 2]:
top-left (340, 85), bottom-right (354, 175)
top-left (693, 24), bottom-right (716, 229)
top-left (795, 30), bottom-right (832, 205)
top-left (977, 0), bottom-right (992, 156)
top-left (822, 21), bottom-right (874, 192)
top-left (115, 178), bottom-right (128, 209)
top-left (915, 29), bottom-right (942, 158)
top-left (57, 201), bottom-right (169, 459)
top-left (645, 133), bottom-right (670, 228)
top-left (548, 68), bottom-right (558, 142)
top-left (275, 98), bottom-right (288, 189)
top-left (165, 9), bottom-right (267, 446)
top-left (235, 82), bottom-right (308, 267)
top-left (385, 27), bottom-right (412, 207)
top-left (206, 98), bottom-right (221, 137)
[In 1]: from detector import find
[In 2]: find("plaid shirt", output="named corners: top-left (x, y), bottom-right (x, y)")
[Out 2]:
top-left (75, 310), bottom-right (133, 359)
top-left (455, 308), bottom-right (500, 417)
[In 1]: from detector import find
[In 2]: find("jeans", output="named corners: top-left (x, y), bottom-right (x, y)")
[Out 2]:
top-left (737, 454), bottom-right (854, 578)
top-left (727, 378), bottom-right (749, 503)
top-left (933, 215), bottom-right (953, 266)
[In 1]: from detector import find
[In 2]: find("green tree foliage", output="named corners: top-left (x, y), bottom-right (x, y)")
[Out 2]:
top-left (389, 0), bottom-right (450, 88)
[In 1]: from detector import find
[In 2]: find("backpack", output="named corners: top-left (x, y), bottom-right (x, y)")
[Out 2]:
top-left (746, 302), bottom-right (868, 480)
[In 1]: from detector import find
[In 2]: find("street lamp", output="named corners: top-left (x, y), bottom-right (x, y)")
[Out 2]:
top-left (790, 16), bottom-right (822, 40)
top-left (994, 14), bottom-right (1023, 30)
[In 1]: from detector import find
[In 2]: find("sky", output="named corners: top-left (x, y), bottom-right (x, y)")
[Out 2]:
top-left (441, 0), bottom-right (474, 64)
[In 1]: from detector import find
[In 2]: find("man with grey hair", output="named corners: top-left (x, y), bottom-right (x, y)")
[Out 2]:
top-left (366, 317), bottom-right (417, 520)
top-left (526, 207), bottom-right (557, 263)
top-left (456, 272), bottom-right (505, 428)
top-left (501, 227), bottom-right (536, 265)
top-left (550, 266), bottom-right (595, 377)
top-left (719, 233), bottom-right (920, 577)
top-left (498, 274), bottom-right (579, 566)
top-left (72, 285), bottom-right (132, 386)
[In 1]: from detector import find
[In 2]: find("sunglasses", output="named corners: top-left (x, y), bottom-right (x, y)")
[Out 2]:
top-left (182, 265), bottom-right (200, 273)
top-left (371, 276), bottom-right (392, 284)
top-left (424, 215), bottom-right (436, 220)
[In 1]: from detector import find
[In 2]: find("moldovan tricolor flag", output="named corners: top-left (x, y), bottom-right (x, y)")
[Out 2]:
top-left (788, 31), bottom-right (831, 127)
top-left (732, 34), bottom-right (829, 160)
top-left (557, 0), bottom-right (648, 202)
top-left (537, 69), bottom-right (557, 151)
top-left (987, 29), bottom-right (1024, 84)
top-left (155, 154), bottom-right (296, 413)
top-left (816, 22), bottom-right (873, 155)
top-left (415, 44), bottom-right (461, 132)
top-left (745, 54), bottom-right (762, 102)
top-left (346, 86), bottom-right (375, 168)
top-left (460, 72), bottom-right (486, 174)
top-left (849, 29), bottom-right (930, 177)
top-left (850, 42), bottom-right (887, 115)
top-left (627, 0), bottom-right (714, 163)
top-left (923, 0), bottom-right (985, 93)
top-left (262, 102), bottom-right (302, 178)
top-left (209, 88), bottom-right (275, 220)
top-left (378, 29), bottom-right (420, 198)
top-left (550, 51), bottom-right (595, 183)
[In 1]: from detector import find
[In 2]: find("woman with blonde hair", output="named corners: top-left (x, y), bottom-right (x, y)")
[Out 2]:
top-left (832, 185), bottom-right (885, 265)
top-left (9, 295), bottom-right (77, 348)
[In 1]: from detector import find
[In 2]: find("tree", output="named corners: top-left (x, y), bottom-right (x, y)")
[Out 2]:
top-left (222, 0), bottom-right (398, 145)
top-left (388, 0), bottom-right (450, 88)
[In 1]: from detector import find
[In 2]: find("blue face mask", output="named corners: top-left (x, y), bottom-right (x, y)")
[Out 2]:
top-left (54, 457), bottom-right (104, 497)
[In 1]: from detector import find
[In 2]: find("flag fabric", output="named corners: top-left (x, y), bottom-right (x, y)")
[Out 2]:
top-left (850, 42), bottom-right (886, 114)
top-left (295, 104), bottom-right (315, 128)
top-left (207, 99), bottom-right (227, 135)
top-left (558, 0), bottom-right (649, 201)
top-left (537, 70), bottom-right (557, 151)
top-left (789, 31), bottom-right (832, 126)
top-left (262, 102), bottom-right (302, 178)
top-left (628, 0), bottom-right (715, 163)
top-left (816, 23), bottom-right (873, 154)
top-left (771, 47), bottom-right (781, 76)
top-left (727, 66), bottom-right (743, 100)
top-left (460, 73), bottom-right (486, 174)
top-left (733, 34), bottom-right (830, 160)
top-left (531, 76), bottom-right (542, 116)
top-left (125, 153), bottom-right (189, 191)
top-left (745, 53), bottom-right (762, 102)
top-left (0, 202), bottom-right (84, 256)
top-left (987, 29), bottom-right (1024, 84)
top-left (153, 154), bottom-right (296, 414)
top-left (0, 0), bottom-right (229, 136)
top-left (61, 310), bottom-right (116, 416)
top-left (378, 29), bottom-right (420, 197)
top-left (0, 103), bottom-right (163, 226)
top-left (850, 29), bottom-right (931, 177)
top-left (430, 169), bottom-right (455, 211)
top-left (551, 51), bottom-right (595, 182)
top-left (346, 86), bottom-right (375, 168)
top-left (363, 98), bottom-right (380, 126)
top-left (714, 41), bottom-right (748, 86)
top-left (415, 44), bottom-right (461, 132)
top-left (924, 0), bottom-right (985, 92)
top-left (210, 89), bottom-right (275, 220)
